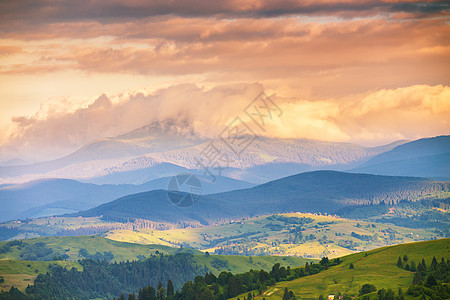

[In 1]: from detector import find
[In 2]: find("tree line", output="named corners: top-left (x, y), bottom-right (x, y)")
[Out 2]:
top-left (0, 253), bottom-right (206, 300)
top-left (0, 255), bottom-right (340, 300)
top-left (110, 257), bottom-right (341, 300)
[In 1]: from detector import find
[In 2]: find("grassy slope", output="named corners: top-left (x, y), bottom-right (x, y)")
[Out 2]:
top-left (0, 236), bottom-right (311, 292)
top-left (0, 236), bottom-right (189, 292)
top-left (246, 238), bottom-right (450, 300)
top-left (105, 213), bottom-right (436, 258)
top-left (0, 235), bottom-right (199, 262)
top-left (0, 260), bottom-right (81, 292)
top-left (195, 254), bottom-right (312, 276)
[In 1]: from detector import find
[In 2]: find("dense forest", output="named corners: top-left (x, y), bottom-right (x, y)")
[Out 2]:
top-left (402, 256), bottom-right (450, 299)
top-left (0, 255), bottom-right (339, 300)
top-left (109, 257), bottom-right (340, 300)
top-left (0, 253), bottom-right (206, 300)
top-left (1, 249), bottom-right (448, 299)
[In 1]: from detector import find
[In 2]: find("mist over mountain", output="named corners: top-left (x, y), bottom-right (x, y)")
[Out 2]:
top-left (0, 119), bottom-right (205, 179)
top-left (0, 120), bottom-right (406, 184)
top-left (87, 137), bottom-right (406, 184)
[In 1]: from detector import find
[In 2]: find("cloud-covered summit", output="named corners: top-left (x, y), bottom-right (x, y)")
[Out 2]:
top-left (0, 0), bottom-right (448, 163)
top-left (1, 83), bottom-right (449, 163)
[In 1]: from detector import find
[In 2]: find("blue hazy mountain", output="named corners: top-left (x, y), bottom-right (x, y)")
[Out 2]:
top-left (0, 175), bottom-right (254, 222)
top-left (75, 171), bottom-right (448, 225)
top-left (350, 135), bottom-right (450, 179)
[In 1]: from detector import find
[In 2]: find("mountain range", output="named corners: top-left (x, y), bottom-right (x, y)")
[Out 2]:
top-left (0, 119), bottom-right (412, 184)
top-left (350, 135), bottom-right (450, 179)
top-left (0, 118), bottom-right (448, 224)
top-left (0, 175), bottom-right (254, 222)
top-left (75, 170), bottom-right (449, 225)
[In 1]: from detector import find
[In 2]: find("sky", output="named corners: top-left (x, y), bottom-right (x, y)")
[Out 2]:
top-left (0, 0), bottom-right (449, 162)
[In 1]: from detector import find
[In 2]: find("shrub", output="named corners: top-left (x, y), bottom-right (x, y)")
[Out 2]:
top-left (360, 283), bottom-right (377, 295)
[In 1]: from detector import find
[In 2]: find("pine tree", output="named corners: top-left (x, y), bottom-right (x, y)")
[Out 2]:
top-left (413, 272), bottom-right (422, 285)
top-left (421, 258), bottom-right (427, 270)
top-left (425, 274), bottom-right (438, 287)
top-left (397, 257), bottom-right (403, 268)
top-left (431, 256), bottom-right (438, 271)
top-left (157, 281), bottom-right (165, 300)
top-left (386, 288), bottom-right (394, 300)
top-left (410, 261), bottom-right (417, 272)
top-left (283, 288), bottom-right (290, 300)
top-left (166, 280), bottom-right (174, 297)
top-left (198, 288), bottom-right (214, 300)
top-left (128, 293), bottom-right (136, 300)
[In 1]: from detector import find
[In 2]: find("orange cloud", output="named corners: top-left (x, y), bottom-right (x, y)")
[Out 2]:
top-left (0, 0), bottom-right (448, 162)
top-left (1, 17), bottom-right (448, 90)
top-left (1, 83), bottom-right (449, 162)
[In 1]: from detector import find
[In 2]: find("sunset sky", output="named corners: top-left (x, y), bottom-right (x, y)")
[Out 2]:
top-left (0, 0), bottom-right (449, 162)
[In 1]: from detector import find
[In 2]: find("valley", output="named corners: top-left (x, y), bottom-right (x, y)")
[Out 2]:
top-left (0, 135), bottom-right (449, 299)
top-left (104, 213), bottom-right (438, 258)
top-left (2, 3), bottom-right (449, 298)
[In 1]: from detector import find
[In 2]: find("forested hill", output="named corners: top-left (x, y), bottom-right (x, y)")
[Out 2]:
top-left (75, 171), bottom-right (449, 225)
top-left (3, 239), bottom-right (448, 300)
top-left (1, 253), bottom-right (206, 300)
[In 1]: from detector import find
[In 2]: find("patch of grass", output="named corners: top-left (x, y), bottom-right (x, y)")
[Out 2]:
top-left (0, 235), bottom-right (200, 262)
top-left (0, 259), bottom-right (81, 292)
top-left (194, 254), bottom-right (313, 275)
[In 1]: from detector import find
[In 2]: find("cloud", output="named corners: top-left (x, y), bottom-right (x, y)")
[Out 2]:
top-left (341, 85), bottom-right (450, 144)
top-left (0, 46), bottom-right (21, 56)
top-left (0, 1), bottom-right (448, 162)
top-left (0, 0), bottom-right (447, 26)
top-left (1, 16), bottom-right (448, 91)
top-left (1, 83), bottom-right (448, 162)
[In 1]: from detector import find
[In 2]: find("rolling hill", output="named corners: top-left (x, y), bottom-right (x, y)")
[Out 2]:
top-left (105, 213), bottom-right (437, 259)
top-left (250, 238), bottom-right (450, 299)
top-left (0, 236), bottom-right (199, 262)
top-left (75, 171), bottom-right (450, 225)
top-left (0, 236), bottom-right (312, 292)
top-left (0, 179), bottom-right (141, 222)
top-left (0, 175), bottom-right (254, 222)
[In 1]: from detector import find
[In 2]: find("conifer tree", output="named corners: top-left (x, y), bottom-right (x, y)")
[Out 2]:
top-left (397, 257), bottom-right (403, 268)
top-left (166, 280), bottom-right (174, 297)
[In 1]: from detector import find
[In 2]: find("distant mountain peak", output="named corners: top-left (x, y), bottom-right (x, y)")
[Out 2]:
top-left (117, 119), bottom-right (199, 141)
